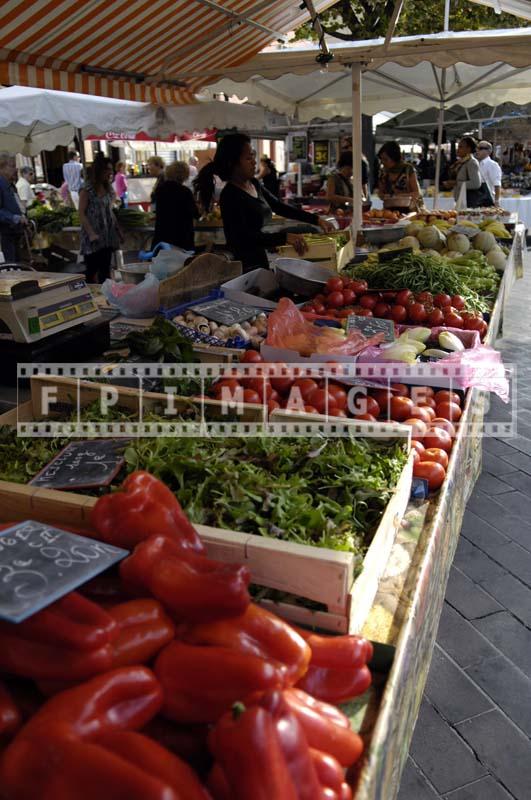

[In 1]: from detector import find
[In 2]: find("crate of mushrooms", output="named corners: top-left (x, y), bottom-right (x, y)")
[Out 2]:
top-left (171, 308), bottom-right (268, 349)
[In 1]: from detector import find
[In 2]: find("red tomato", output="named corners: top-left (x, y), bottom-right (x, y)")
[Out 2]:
top-left (373, 302), bottom-right (391, 318)
top-left (408, 303), bottom-right (427, 324)
top-left (213, 378), bottom-right (241, 395)
top-left (391, 383), bottom-right (409, 397)
top-left (417, 398), bottom-right (437, 411)
top-left (357, 308), bottom-right (373, 317)
top-left (410, 386), bottom-right (435, 404)
top-left (269, 366), bottom-right (293, 395)
top-left (443, 310), bottom-right (464, 329)
top-left (293, 378), bottom-right (319, 401)
top-left (304, 405), bottom-right (318, 414)
top-left (363, 396), bottom-right (381, 418)
top-left (336, 308), bottom-right (352, 319)
top-left (269, 389), bottom-right (280, 403)
top-left (436, 401), bottom-right (462, 422)
top-left (370, 389), bottom-right (393, 414)
top-left (355, 413), bottom-right (377, 422)
top-left (408, 405), bottom-right (433, 424)
top-left (411, 440), bottom-right (426, 457)
top-left (314, 294), bottom-right (326, 304)
top-left (390, 304), bottom-right (408, 323)
top-left (328, 383), bottom-right (348, 410)
top-left (240, 350), bottom-right (263, 363)
top-left (464, 317), bottom-right (488, 338)
top-left (326, 291), bottom-right (345, 308)
top-left (326, 276), bottom-right (344, 294)
top-left (433, 293), bottom-right (452, 308)
top-left (267, 399), bottom-right (280, 413)
top-left (350, 280), bottom-right (368, 293)
top-left (390, 396), bottom-right (414, 422)
top-left (426, 308), bottom-right (444, 327)
top-left (421, 448), bottom-right (449, 469)
top-left (243, 389), bottom-right (261, 404)
top-left (307, 387), bottom-right (338, 414)
top-left (413, 460), bottom-right (446, 491)
top-left (246, 378), bottom-right (272, 401)
top-left (312, 302), bottom-right (326, 315)
top-left (431, 417), bottom-right (457, 438)
top-left (328, 407), bottom-right (348, 417)
top-left (416, 291), bottom-right (433, 305)
top-left (451, 295), bottom-right (466, 310)
top-left (359, 294), bottom-right (377, 310)
top-left (301, 304), bottom-right (315, 313)
top-left (424, 427), bottom-right (453, 452)
top-left (396, 289), bottom-right (413, 306)
top-left (434, 390), bottom-right (460, 405)
top-left (403, 418), bottom-right (429, 439)
top-left (342, 288), bottom-right (356, 305)
top-left (412, 448), bottom-right (421, 464)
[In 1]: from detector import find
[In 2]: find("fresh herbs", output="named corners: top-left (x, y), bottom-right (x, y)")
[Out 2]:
top-left (124, 318), bottom-right (196, 362)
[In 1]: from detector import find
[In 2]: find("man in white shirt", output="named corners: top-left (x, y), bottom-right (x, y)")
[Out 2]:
top-left (477, 140), bottom-right (502, 205)
top-left (15, 166), bottom-right (35, 211)
top-left (62, 151), bottom-right (83, 209)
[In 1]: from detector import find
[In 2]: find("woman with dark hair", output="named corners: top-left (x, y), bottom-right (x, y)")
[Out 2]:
top-left (444, 137), bottom-right (487, 207)
top-left (195, 134), bottom-right (332, 272)
top-left (326, 151), bottom-right (355, 211)
top-left (258, 155), bottom-right (280, 197)
top-left (79, 154), bottom-right (121, 283)
top-left (377, 141), bottom-right (421, 209)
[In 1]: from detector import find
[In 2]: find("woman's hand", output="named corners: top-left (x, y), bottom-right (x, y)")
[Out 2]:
top-left (318, 217), bottom-right (335, 233)
top-left (89, 232), bottom-right (100, 243)
top-left (286, 233), bottom-right (308, 256)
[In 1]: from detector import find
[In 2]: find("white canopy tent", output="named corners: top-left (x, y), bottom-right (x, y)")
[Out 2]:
top-left (0, 86), bottom-right (266, 155)
top-left (469, 0), bottom-right (531, 19)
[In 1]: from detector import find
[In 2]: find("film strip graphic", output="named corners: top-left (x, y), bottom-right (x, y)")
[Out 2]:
top-left (17, 362), bottom-right (517, 439)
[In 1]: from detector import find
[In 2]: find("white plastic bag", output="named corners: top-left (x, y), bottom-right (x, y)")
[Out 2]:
top-left (150, 247), bottom-right (194, 280)
top-left (101, 273), bottom-right (160, 318)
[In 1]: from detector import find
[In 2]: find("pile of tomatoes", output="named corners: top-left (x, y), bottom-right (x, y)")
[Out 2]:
top-left (301, 276), bottom-right (488, 339)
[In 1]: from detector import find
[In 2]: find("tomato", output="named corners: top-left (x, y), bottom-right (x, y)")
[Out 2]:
top-left (349, 280), bottom-right (368, 293)
top-left (396, 289), bottom-right (413, 306)
top-left (328, 407), bottom-right (348, 417)
top-left (307, 387), bottom-right (338, 414)
top-left (267, 399), bottom-right (280, 413)
top-left (342, 288), bottom-right (356, 305)
top-left (413, 460), bottom-right (446, 491)
top-left (355, 413), bottom-right (377, 422)
top-left (408, 405), bottom-right (433, 424)
top-left (326, 291), bottom-right (345, 308)
top-left (408, 303), bottom-right (427, 324)
top-left (416, 291), bottom-right (433, 305)
top-left (403, 418), bottom-right (429, 439)
top-left (304, 405), bottom-right (318, 414)
top-left (421, 448), bottom-right (449, 469)
top-left (293, 378), bottom-right (319, 401)
top-left (391, 383), bottom-right (409, 397)
top-left (213, 378), bottom-right (241, 395)
top-left (443, 310), bottom-right (464, 329)
top-left (246, 378), bottom-right (273, 401)
top-left (373, 302), bottom-right (391, 318)
top-left (417, 399), bottom-right (437, 413)
top-left (436, 401), bottom-right (462, 422)
top-left (326, 276), bottom-right (344, 294)
top-left (269, 389), bottom-right (280, 402)
top-left (424, 426), bottom-right (453, 452)
top-left (269, 366), bottom-right (293, 395)
top-left (433, 293), bottom-right (452, 308)
top-left (301, 304), bottom-right (314, 313)
top-left (242, 389), bottom-right (261, 404)
top-left (464, 317), bottom-right (488, 338)
top-left (312, 302), bottom-right (327, 315)
top-left (412, 448), bottom-right (421, 464)
top-left (335, 308), bottom-right (352, 319)
top-left (314, 294), bottom-right (326, 304)
top-left (359, 294), bottom-right (377, 310)
top-left (240, 350), bottom-right (263, 363)
top-left (390, 304), bottom-right (408, 323)
top-left (370, 389), bottom-right (393, 414)
top-left (431, 417), bottom-right (457, 438)
top-left (434, 390), bottom-right (460, 405)
top-left (357, 308), bottom-right (373, 317)
top-left (363, 396), bottom-right (381, 418)
top-left (328, 383), bottom-right (348, 410)
top-left (410, 386), bottom-right (434, 404)
top-left (390, 396), bottom-right (414, 422)
top-left (426, 308), bottom-right (444, 327)
top-left (451, 295), bottom-right (466, 310)
top-left (411, 440), bottom-right (426, 457)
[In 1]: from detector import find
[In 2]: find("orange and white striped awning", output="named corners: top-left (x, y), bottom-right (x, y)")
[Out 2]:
top-left (0, 0), bottom-right (336, 104)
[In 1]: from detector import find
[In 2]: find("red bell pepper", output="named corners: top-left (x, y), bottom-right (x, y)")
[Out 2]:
top-left (294, 629), bottom-right (373, 704)
top-left (155, 640), bottom-right (286, 724)
top-left (310, 749), bottom-right (353, 800)
top-left (109, 599), bottom-right (175, 667)
top-left (0, 681), bottom-right (21, 739)
top-left (91, 470), bottom-right (205, 552)
top-left (120, 535), bottom-right (251, 623)
top-left (183, 603), bottom-right (311, 684)
top-left (0, 634), bottom-right (113, 682)
top-left (284, 689), bottom-right (363, 767)
top-left (142, 716), bottom-right (209, 765)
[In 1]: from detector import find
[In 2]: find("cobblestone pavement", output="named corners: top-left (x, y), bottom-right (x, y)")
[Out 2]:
top-left (398, 258), bottom-right (531, 800)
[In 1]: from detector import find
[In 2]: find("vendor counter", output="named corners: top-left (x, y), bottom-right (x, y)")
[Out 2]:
top-left (371, 194), bottom-right (531, 230)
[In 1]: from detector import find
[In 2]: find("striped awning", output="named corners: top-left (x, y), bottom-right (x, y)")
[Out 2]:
top-left (0, 0), bottom-right (335, 104)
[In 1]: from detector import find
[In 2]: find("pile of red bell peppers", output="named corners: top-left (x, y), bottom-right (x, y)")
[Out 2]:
top-left (0, 471), bottom-right (374, 800)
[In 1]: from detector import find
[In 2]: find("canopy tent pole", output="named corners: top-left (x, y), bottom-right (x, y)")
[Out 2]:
top-left (351, 63), bottom-right (363, 238)
top-left (433, 98), bottom-right (445, 208)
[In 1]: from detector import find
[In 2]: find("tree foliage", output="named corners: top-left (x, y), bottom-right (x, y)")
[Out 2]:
top-left (293, 0), bottom-right (526, 42)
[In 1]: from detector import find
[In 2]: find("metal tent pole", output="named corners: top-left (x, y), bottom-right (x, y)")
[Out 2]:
top-left (351, 64), bottom-right (362, 238)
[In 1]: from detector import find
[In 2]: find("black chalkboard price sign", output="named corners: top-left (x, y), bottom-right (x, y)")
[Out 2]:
top-left (29, 440), bottom-right (127, 490)
top-left (347, 314), bottom-right (396, 343)
top-left (0, 521), bottom-right (128, 622)
top-left (190, 298), bottom-right (259, 325)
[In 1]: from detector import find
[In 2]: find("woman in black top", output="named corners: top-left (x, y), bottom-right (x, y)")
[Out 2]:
top-left (258, 155), bottom-right (280, 197)
top-left (152, 161), bottom-right (199, 251)
top-left (195, 134), bottom-right (333, 272)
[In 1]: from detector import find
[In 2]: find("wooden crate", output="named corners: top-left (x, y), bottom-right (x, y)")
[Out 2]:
top-left (277, 240), bottom-right (338, 270)
top-left (0, 404), bottom-right (412, 634)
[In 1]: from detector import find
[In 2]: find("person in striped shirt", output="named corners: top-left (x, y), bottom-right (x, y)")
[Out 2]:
top-left (62, 151), bottom-right (83, 209)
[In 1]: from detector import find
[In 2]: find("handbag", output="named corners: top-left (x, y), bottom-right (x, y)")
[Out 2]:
top-left (466, 182), bottom-right (494, 208)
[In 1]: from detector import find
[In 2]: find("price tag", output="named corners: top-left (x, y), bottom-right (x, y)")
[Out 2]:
top-left (0, 521), bottom-right (127, 622)
top-left (190, 298), bottom-right (259, 325)
top-left (29, 440), bottom-right (127, 490)
top-left (347, 314), bottom-right (396, 343)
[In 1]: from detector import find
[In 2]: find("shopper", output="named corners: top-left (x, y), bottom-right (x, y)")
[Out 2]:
top-left (113, 161), bottom-right (128, 207)
top-left (326, 151), bottom-right (354, 211)
top-left (79, 154), bottom-right (121, 283)
top-left (377, 141), bottom-right (421, 209)
top-left (477, 140), bottom-right (502, 205)
top-left (195, 133), bottom-right (333, 272)
top-left (15, 166), bottom-right (35, 211)
top-left (188, 156), bottom-right (199, 181)
top-left (152, 161), bottom-right (199, 252)
top-left (444, 137), bottom-right (488, 208)
top-left (258, 155), bottom-right (280, 198)
top-left (0, 152), bottom-right (28, 262)
top-left (147, 156), bottom-right (165, 209)
top-left (62, 150), bottom-right (83, 209)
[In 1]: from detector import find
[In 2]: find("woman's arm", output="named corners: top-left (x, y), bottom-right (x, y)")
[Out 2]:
top-left (465, 160), bottom-right (482, 190)
top-left (325, 176), bottom-right (351, 206)
top-left (78, 189), bottom-right (98, 241)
